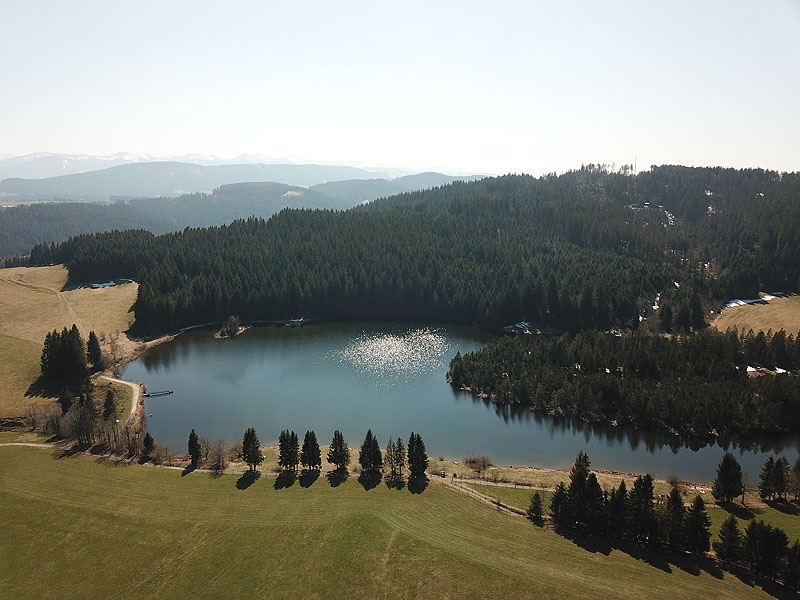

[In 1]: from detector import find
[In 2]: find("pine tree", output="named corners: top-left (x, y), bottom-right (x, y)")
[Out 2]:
top-left (188, 429), bottom-right (201, 466)
top-left (87, 330), bottom-right (102, 367)
top-left (684, 495), bottom-right (711, 555)
top-left (527, 491), bottom-right (544, 526)
top-left (665, 486), bottom-right (685, 552)
top-left (407, 432), bottom-right (428, 478)
top-left (713, 515), bottom-right (742, 563)
top-left (300, 430), bottom-right (321, 470)
top-left (327, 429), bottom-right (350, 471)
top-left (242, 427), bottom-right (262, 472)
top-left (712, 452), bottom-right (744, 504)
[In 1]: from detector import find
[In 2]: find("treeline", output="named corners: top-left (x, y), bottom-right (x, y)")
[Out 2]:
top-left (30, 166), bottom-right (800, 336)
top-left (536, 451), bottom-right (800, 590)
top-left (448, 329), bottom-right (800, 436)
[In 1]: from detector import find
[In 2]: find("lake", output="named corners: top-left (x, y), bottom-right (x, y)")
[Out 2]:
top-left (121, 323), bottom-right (800, 482)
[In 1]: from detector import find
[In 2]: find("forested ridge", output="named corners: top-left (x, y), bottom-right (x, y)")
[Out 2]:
top-left (448, 329), bottom-right (800, 436)
top-left (29, 165), bottom-right (799, 339)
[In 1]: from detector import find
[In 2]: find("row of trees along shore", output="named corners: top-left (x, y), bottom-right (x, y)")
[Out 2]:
top-left (185, 427), bottom-right (429, 482)
top-left (449, 328), bottom-right (800, 437)
top-left (33, 167), bottom-right (800, 337)
top-left (528, 451), bottom-right (800, 590)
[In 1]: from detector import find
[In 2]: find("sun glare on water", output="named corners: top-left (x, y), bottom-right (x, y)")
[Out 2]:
top-left (336, 328), bottom-right (449, 380)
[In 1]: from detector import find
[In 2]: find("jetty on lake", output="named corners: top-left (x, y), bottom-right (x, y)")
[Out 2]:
top-left (144, 390), bottom-right (173, 398)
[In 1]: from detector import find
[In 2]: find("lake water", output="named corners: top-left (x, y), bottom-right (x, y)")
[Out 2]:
top-left (121, 323), bottom-right (800, 483)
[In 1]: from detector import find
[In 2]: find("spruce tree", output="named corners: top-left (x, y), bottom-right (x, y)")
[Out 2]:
top-left (300, 430), bottom-right (321, 470)
top-left (242, 427), bottom-right (262, 472)
top-left (783, 541), bottom-right (800, 591)
top-left (790, 457), bottom-right (800, 501)
top-left (385, 438), bottom-right (397, 477)
top-left (327, 429), bottom-right (350, 471)
top-left (394, 437), bottom-right (406, 477)
top-left (759, 456), bottom-right (777, 501)
top-left (628, 474), bottom-right (656, 544)
top-left (407, 432), bottom-right (428, 478)
top-left (359, 429), bottom-right (382, 472)
top-left (665, 486), bottom-right (685, 552)
top-left (278, 429), bottom-right (298, 471)
top-left (585, 473), bottom-right (605, 534)
top-left (102, 389), bottom-right (116, 420)
top-left (87, 330), bottom-right (102, 367)
top-left (527, 491), bottom-right (544, 526)
top-left (143, 432), bottom-right (155, 457)
top-left (712, 452), bottom-right (744, 504)
top-left (775, 456), bottom-right (789, 500)
top-left (188, 429), bottom-right (201, 466)
top-left (684, 495), bottom-right (711, 555)
top-left (550, 482), bottom-right (568, 529)
top-left (607, 480), bottom-right (627, 539)
top-left (713, 515), bottom-right (742, 563)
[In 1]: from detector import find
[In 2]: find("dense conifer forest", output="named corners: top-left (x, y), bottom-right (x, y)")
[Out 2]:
top-left (448, 329), bottom-right (800, 436)
top-left (31, 166), bottom-right (800, 339)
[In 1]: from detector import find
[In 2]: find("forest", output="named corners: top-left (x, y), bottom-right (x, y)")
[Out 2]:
top-left (448, 328), bottom-right (800, 436)
top-left (29, 166), bottom-right (800, 339)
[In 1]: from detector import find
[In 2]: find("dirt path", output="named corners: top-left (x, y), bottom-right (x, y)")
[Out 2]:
top-left (0, 442), bottom-right (63, 448)
top-left (98, 375), bottom-right (141, 424)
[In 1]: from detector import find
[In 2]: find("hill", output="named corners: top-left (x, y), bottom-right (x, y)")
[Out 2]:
top-left (0, 445), bottom-right (784, 599)
top-left (0, 161), bottom-right (389, 201)
top-left (310, 172), bottom-right (480, 205)
top-left (0, 265), bottom-right (137, 417)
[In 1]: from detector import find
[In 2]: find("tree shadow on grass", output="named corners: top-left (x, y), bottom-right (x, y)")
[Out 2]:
top-left (766, 500), bottom-right (800, 516)
top-left (718, 501), bottom-right (756, 521)
top-left (274, 470), bottom-right (296, 489)
top-left (236, 470), bottom-right (260, 490)
top-left (299, 469), bottom-right (320, 488)
top-left (326, 469), bottom-right (349, 488)
top-left (358, 470), bottom-right (382, 491)
top-left (181, 464), bottom-right (197, 477)
top-left (715, 561), bottom-right (797, 600)
top-left (407, 474), bottom-right (429, 494)
top-left (384, 475), bottom-right (406, 490)
top-left (56, 443), bottom-right (87, 459)
top-left (25, 375), bottom-right (62, 399)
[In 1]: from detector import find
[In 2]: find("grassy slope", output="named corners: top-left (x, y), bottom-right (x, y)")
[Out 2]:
top-left (0, 446), bottom-right (783, 600)
top-left (712, 296), bottom-right (800, 337)
top-left (0, 265), bottom-right (137, 416)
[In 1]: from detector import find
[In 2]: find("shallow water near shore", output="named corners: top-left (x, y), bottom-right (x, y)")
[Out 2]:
top-left (121, 323), bottom-right (800, 482)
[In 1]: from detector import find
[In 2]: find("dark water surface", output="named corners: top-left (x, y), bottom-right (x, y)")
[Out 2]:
top-left (121, 323), bottom-right (800, 482)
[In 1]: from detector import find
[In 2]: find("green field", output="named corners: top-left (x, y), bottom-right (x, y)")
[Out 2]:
top-left (0, 446), bottom-right (789, 599)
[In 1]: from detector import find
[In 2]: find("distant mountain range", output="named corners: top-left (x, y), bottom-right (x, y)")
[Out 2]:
top-left (0, 173), bottom-right (482, 257)
top-left (0, 152), bottom-right (414, 181)
top-left (0, 161), bottom-right (395, 201)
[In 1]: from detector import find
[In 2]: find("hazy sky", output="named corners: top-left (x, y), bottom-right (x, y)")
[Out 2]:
top-left (1, 1), bottom-right (798, 174)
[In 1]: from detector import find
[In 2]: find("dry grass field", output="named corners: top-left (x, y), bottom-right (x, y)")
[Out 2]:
top-left (712, 296), bottom-right (800, 336)
top-left (0, 265), bottom-right (137, 417)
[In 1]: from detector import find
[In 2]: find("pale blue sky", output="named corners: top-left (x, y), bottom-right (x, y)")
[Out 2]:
top-left (1, 1), bottom-right (798, 174)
